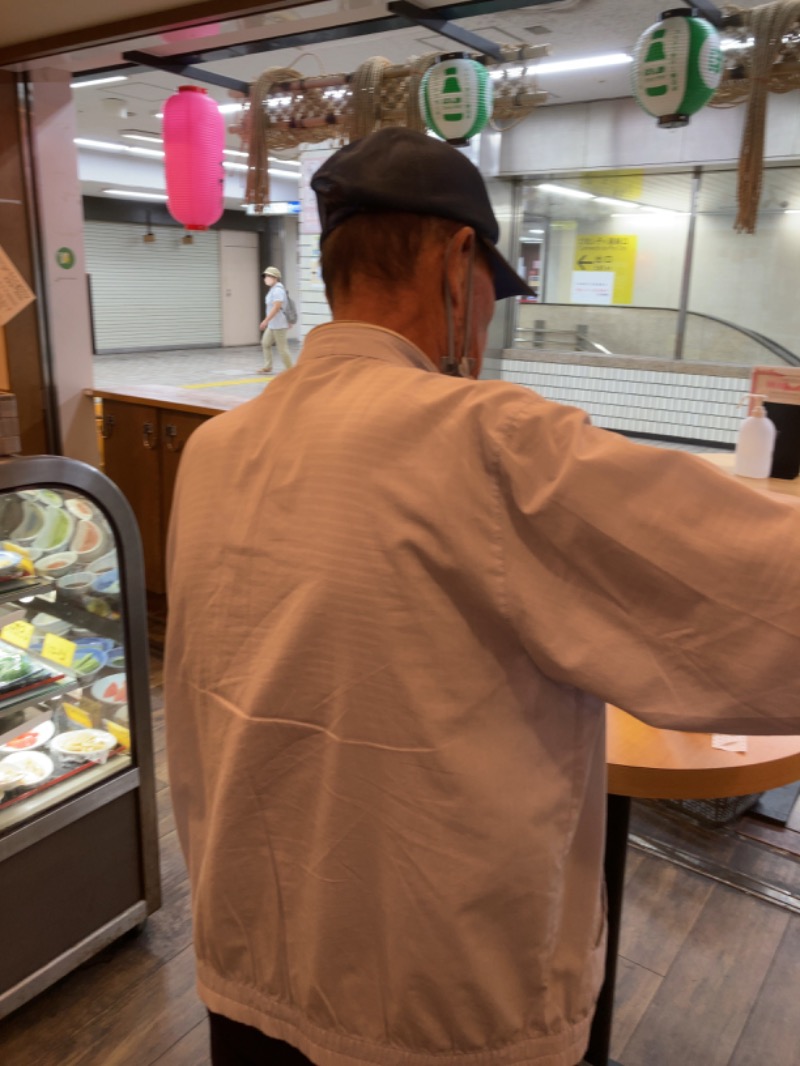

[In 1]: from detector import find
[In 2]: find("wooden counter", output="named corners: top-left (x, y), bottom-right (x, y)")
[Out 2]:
top-left (89, 384), bottom-right (245, 418)
top-left (88, 386), bottom-right (249, 593)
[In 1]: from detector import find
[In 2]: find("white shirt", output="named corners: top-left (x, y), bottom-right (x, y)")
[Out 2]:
top-left (165, 321), bottom-right (800, 1066)
top-left (265, 281), bottom-right (288, 329)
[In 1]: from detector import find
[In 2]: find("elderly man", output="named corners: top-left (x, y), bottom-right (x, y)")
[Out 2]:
top-left (164, 128), bottom-right (800, 1066)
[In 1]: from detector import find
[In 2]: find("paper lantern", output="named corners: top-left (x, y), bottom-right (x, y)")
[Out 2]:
top-left (162, 86), bottom-right (225, 230)
top-left (419, 54), bottom-right (493, 145)
top-left (632, 11), bottom-right (723, 129)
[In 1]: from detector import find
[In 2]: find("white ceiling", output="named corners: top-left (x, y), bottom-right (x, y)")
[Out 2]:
top-left (8, 0), bottom-right (771, 206)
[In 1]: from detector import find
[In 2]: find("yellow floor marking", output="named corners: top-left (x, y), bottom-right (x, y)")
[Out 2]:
top-left (183, 376), bottom-right (274, 388)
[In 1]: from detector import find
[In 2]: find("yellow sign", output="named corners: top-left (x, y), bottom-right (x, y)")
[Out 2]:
top-left (41, 633), bottom-right (76, 668)
top-left (103, 718), bottom-right (131, 750)
top-left (64, 702), bottom-right (93, 728)
top-left (1, 620), bottom-right (34, 649)
top-left (573, 235), bottom-right (637, 304)
top-left (578, 170), bottom-right (644, 203)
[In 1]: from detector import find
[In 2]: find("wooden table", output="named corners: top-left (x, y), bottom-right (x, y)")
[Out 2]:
top-left (586, 710), bottom-right (800, 1066)
top-left (586, 455), bottom-right (800, 1066)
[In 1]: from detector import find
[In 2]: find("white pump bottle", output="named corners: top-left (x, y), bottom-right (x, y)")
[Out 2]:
top-left (733, 393), bottom-right (776, 479)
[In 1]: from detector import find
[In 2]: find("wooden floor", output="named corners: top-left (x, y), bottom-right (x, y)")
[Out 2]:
top-left (1, 660), bottom-right (799, 1065)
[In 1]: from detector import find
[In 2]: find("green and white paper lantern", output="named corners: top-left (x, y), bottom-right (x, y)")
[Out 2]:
top-left (420, 54), bottom-right (493, 145)
top-left (632, 11), bottom-right (723, 128)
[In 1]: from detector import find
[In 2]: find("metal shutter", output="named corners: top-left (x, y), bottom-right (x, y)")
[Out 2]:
top-left (84, 221), bottom-right (221, 352)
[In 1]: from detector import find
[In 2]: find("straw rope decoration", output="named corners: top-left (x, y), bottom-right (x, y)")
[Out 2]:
top-left (405, 54), bottom-right (439, 131)
top-left (348, 57), bottom-right (392, 141)
top-left (237, 50), bottom-right (549, 206)
top-left (244, 68), bottom-right (302, 208)
top-left (733, 0), bottom-right (800, 232)
top-left (708, 2), bottom-right (800, 232)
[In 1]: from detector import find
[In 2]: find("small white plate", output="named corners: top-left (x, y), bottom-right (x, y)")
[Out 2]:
top-left (51, 729), bottom-right (116, 759)
top-left (0, 719), bottom-right (55, 754)
top-left (0, 751), bottom-right (54, 786)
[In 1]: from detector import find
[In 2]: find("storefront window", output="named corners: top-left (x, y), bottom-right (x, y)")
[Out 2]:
top-left (514, 171), bottom-right (694, 357)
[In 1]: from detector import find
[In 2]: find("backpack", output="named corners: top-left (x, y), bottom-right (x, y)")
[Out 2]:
top-left (284, 290), bottom-right (298, 326)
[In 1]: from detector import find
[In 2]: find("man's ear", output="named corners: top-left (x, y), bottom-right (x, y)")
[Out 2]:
top-left (443, 227), bottom-right (477, 313)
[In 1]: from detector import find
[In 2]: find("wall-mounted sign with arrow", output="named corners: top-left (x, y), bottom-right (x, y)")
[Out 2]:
top-left (572, 235), bottom-right (637, 304)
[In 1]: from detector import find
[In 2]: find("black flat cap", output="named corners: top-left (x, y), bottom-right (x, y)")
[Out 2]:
top-left (311, 128), bottom-right (531, 300)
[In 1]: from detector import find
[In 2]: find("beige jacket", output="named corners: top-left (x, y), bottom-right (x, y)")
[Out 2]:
top-left (165, 323), bottom-right (800, 1066)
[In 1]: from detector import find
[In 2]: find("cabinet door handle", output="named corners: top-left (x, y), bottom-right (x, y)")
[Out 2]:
top-left (100, 415), bottom-right (115, 440)
top-left (164, 424), bottom-right (184, 452)
top-left (142, 421), bottom-right (158, 450)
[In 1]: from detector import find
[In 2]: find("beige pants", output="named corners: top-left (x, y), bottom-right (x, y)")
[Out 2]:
top-left (261, 327), bottom-right (292, 371)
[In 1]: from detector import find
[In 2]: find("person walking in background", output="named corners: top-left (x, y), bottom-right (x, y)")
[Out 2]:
top-left (258, 266), bottom-right (292, 374)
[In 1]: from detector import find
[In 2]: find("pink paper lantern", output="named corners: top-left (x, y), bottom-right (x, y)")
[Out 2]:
top-left (163, 86), bottom-right (224, 230)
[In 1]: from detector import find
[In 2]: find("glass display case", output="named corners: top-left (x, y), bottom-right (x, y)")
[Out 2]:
top-left (0, 455), bottom-right (160, 1020)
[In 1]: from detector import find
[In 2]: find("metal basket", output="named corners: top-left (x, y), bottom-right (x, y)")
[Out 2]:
top-left (659, 793), bottom-right (762, 828)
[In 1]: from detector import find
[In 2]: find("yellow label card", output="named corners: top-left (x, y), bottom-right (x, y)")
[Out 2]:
top-left (1, 619), bottom-right (34, 649)
top-left (63, 702), bottom-right (93, 728)
top-left (41, 633), bottom-right (76, 668)
top-left (103, 718), bottom-right (131, 750)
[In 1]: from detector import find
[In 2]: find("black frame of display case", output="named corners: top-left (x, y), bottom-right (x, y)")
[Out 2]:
top-left (0, 455), bottom-right (161, 1020)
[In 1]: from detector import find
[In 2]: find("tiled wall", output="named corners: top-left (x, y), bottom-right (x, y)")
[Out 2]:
top-left (483, 353), bottom-right (751, 445)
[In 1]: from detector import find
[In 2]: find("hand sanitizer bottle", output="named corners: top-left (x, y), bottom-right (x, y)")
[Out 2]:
top-left (734, 394), bottom-right (776, 479)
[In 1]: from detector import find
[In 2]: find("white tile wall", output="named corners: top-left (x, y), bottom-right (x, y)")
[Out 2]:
top-left (482, 357), bottom-right (745, 444)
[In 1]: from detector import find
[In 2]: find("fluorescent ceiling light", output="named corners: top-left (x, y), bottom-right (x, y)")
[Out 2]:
top-left (537, 183), bottom-right (594, 200)
top-left (594, 197), bottom-right (638, 209)
top-left (103, 189), bottom-right (167, 200)
top-left (784, 209), bottom-right (800, 214)
top-left (720, 36), bottom-right (755, 51)
top-left (71, 75), bottom-right (128, 89)
top-left (121, 133), bottom-right (163, 144)
top-left (75, 137), bottom-right (164, 158)
top-left (219, 103), bottom-right (245, 114)
top-left (223, 161), bottom-right (248, 171)
top-left (268, 168), bottom-right (301, 180)
top-left (528, 229), bottom-right (544, 234)
top-left (527, 53), bottom-right (632, 76)
top-left (224, 148), bottom-right (248, 157)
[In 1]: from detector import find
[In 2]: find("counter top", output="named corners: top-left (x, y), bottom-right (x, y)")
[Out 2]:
top-left (87, 384), bottom-right (250, 417)
top-left (702, 450), bottom-right (800, 499)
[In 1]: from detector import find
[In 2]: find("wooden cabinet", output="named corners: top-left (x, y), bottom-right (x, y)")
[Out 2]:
top-left (95, 388), bottom-right (235, 594)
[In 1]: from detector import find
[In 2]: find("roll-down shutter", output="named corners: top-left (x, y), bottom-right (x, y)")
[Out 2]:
top-left (84, 221), bottom-right (221, 352)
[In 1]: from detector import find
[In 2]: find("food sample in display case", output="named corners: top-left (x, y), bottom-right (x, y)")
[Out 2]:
top-left (0, 489), bottom-right (132, 833)
top-left (0, 458), bottom-right (159, 1022)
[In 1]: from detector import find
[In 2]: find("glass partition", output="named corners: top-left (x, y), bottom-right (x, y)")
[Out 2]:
top-left (687, 166), bottom-right (800, 364)
top-left (515, 171), bottom-right (694, 356)
top-left (513, 166), bottom-right (800, 367)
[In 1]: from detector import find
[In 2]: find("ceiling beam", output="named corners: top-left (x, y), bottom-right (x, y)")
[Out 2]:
top-left (387, 0), bottom-right (503, 60)
top-left (121, 50), bottom-right (250, 95)
top-left (72, 0), bottom-right (560, 80)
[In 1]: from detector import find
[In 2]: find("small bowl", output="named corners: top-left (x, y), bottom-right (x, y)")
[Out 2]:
top-left (0, 751), bottom-right (53, 787)
top-left (30, 612), bottom-right (71, 637)
top-left (65, 498), bottom-right (95, 521)
top-left (90, 672), bottom-right (128, 708)
top-left (71, 519), bottom-right (107, 564)
top-left (87, 551), bottom-right (117, 575)
top-left (72, 647), bottom-right (108, 681)
top-left (56, 570), bottom-right (95, 601)
top-left (91, 569), bottom-right (120, 601)
top-left (106, 649), bottom-right (126, 671)
top-left (50, 729), bottom-right (115, 760)
top-left (35, 550), bottom-right (78, 578)
top-left (32, 506), bottom-right (74, 554)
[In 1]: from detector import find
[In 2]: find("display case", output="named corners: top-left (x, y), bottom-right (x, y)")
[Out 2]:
top-left (0, 455), bottom-right (160, 1020)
